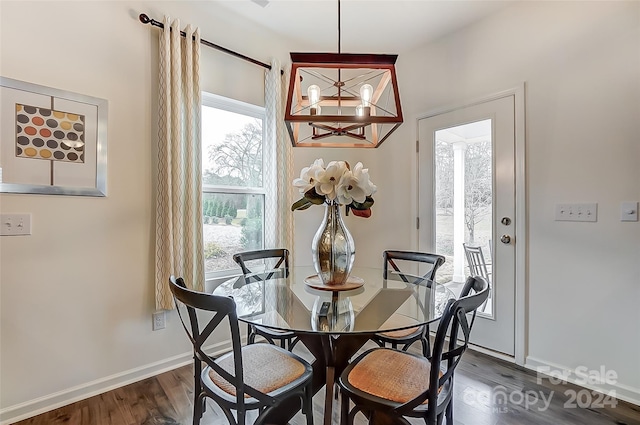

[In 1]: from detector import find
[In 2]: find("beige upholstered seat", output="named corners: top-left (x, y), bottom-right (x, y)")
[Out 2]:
top-left (209, 344), bottom-right (307, 398)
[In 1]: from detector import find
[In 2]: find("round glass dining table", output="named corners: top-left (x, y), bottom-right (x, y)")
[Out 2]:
top-left (214, 266), bottom-right (455, 425)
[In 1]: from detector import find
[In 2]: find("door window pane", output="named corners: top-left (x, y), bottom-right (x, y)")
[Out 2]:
top-left (434, 119), bottom-right (493, 315)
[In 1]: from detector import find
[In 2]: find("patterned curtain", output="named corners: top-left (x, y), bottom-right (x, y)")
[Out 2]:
top-left (264, 59), bottom-right (294, 255)
top-left (155, 17), bottom-right (204, 309)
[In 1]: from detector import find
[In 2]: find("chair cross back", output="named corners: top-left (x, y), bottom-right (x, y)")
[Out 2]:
top-left (398, 276), bottom-right (489, 414)
top-left (383, 250), bottom-right (445, 285)
top-left (170, 277), bottom-right (274, 403)
top-left (373, 250), bottom-right (446, 358)
top-left (169, 276), bottom-right (314, 425)
top-left (233, 249), bottom-right (289, 282)
top-left (232, 249), bottom-right (298, 351)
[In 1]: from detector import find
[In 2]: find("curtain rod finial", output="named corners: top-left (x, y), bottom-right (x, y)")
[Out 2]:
top-left (139, 13), bottom-right (150, 24)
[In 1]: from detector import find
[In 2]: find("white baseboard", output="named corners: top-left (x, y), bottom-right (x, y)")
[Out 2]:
top-left (525, 356), bottom-right (640, 406)
top-left (0, 340), bottom-right (232, 425)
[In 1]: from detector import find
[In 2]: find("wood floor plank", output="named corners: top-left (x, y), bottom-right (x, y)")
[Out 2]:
top-left (11, 347), bottom-right (640, 425)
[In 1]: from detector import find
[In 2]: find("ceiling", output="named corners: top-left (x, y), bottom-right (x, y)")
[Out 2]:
top-left (214, 0), bottom-right (516, 53)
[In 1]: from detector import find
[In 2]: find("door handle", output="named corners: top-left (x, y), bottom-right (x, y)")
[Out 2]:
top-left (500, 234), bottom-right (511, 244)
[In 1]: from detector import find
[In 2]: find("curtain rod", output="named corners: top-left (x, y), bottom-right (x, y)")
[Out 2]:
top-left (139, 13), bottom-right (278, 73)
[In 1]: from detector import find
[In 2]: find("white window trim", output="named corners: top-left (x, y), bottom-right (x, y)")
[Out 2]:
top-left (202, 92), bottom-right (264, 120)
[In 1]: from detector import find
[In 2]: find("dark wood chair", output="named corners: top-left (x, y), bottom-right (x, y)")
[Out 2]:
top-left (232, 249), bottom-right (299, 351)
top-left (372, 250), bottom-right (445, 358)
top-left (169, 276), bottom-right (314, 425)
top-left (338, 276), bottom-right (489, 425)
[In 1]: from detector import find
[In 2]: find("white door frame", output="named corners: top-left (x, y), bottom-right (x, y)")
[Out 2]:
top-left (414, 83), bottom-right (526, 365)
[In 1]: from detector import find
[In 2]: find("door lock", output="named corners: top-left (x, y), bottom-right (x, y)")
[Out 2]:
top-left (500, 234), bottom-right (511, 244)
top-left (501, 217), bottom-right (511, 225)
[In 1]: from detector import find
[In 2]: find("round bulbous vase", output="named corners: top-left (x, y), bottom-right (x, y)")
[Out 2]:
top-left (312, 201), bottom-right (355, 285)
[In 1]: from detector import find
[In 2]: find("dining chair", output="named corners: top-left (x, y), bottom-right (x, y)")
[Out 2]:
top-left (232, 249), bottom-right (300, 351)
top-left (169, 276), bottom-right (314, 425)
top-left (337, 275), bottom-right (490, 425)
top-left (463, 243), bottom-right (492, 283)
top-left (372, 250), bottom-right (445, 358)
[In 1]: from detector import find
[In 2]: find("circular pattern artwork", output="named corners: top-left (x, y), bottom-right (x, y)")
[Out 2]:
top-left (15, 104), bottom-right (85, 163)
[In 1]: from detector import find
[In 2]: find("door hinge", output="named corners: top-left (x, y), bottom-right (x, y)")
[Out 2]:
top-left (416, 217), bottom-right (420, 229)
top-left (416, 140), bottom-right (419, 153)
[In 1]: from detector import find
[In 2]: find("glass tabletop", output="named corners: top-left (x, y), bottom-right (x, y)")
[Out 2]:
top-left (214, 266), bottom-right (456, 335)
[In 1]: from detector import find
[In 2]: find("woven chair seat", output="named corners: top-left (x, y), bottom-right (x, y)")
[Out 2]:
top-left (347, 348), bottom-right (442, 404)
top-left (209, 344), bottom-right (306, 397)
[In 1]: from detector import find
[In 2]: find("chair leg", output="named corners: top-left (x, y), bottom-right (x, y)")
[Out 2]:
top-left (305, 385), bottom-right (314, 425)
top-left (193, 358), bottom-right (203, 419)
top-left (237, 408), bottom-right (246, 425)
top-left (192, 393), bottom-right (205, 425)
top-left (445, 398), bottom-right (453, 424)
top-left (340, 392), bottom-right (350, 425)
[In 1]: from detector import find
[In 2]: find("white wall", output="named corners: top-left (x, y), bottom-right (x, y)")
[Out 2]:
top-left (1, 0), bottom-right (638, 423)
top-left (400, 1), bottom-right (640, 403)
top-left (0, 1), bottom-right (298, 422)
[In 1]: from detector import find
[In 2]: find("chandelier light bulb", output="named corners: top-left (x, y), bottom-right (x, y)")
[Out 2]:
top-left (355, 105), bottom-right (364, 116)
top-left (359, 84), bottom-right (373, 107)
top-left (307, 85), bottom-right (321, 108)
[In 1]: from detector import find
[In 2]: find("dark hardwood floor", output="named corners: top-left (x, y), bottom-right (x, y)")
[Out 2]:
top-left (14, 345), bottom-right (640, 425)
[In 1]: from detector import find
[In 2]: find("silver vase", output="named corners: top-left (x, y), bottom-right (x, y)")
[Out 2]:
top-left (312, 201), bottom-right (355, 285)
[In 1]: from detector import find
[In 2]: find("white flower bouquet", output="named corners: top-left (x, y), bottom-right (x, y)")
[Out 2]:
top-left (291, 159), bottom-right (376, 217)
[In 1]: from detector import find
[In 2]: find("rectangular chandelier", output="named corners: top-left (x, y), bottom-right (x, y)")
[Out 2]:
top-left (284, 53), bottom-right (403, 148)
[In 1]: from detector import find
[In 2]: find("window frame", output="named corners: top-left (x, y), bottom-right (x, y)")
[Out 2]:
top-left (201, 92), bottom-right (267, 282)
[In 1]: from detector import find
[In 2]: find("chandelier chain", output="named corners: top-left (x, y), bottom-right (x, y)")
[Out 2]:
top-left (338, 0), bottom-right (341, 54)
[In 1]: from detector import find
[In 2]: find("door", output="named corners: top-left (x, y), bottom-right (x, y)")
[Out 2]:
top-left (418, 95), bottom-right (517, 357)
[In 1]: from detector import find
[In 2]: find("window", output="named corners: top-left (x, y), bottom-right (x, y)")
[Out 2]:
top-left (201, 92), bottom-right (266, 278)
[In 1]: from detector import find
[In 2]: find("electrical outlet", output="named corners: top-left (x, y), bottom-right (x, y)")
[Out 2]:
top-left (152, 311), bottom-right (166, 331)
top-left (555, 203), bottom-right (597, 222)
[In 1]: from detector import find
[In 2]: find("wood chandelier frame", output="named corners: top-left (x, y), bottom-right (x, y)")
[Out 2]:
top-left (285, 53), bottom-right (403, 148)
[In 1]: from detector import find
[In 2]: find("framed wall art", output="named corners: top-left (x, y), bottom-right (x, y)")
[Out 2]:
top-left (0, 77), bottom-right (107, 196)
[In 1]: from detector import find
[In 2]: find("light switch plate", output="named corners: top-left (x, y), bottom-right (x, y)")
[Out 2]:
top-left (1, 213), bottom-right (31, 235)
top-left (555, 203), bottom-right (598, 222)
top-left (620, 202), bottom-right (638, 222)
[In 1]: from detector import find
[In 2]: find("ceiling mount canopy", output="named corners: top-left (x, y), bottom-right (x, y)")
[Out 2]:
top-left (284, 0), bottom-right (403, 148)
